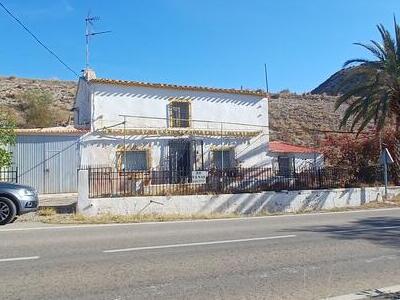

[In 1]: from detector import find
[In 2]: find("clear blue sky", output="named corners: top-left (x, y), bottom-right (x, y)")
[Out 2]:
top-left (0, 0), bottom-right (399, 93)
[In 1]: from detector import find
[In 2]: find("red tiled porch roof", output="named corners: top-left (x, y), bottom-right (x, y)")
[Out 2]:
top-left (269, 141), bottom-right (319, 154)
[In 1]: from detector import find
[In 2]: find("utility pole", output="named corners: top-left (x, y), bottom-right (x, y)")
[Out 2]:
top-left (264, 63), bottom-right (269, 94)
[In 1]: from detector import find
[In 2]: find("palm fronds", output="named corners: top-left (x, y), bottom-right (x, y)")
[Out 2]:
top-left (336, 17), bottom-right (400, 134)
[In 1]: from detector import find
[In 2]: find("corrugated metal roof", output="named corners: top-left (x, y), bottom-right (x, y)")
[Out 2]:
top-left (269, 141), bottom-right (320, 154)
top-left (16, 126), bottom-right (88, 136)
top-left (89, 78), bottom-right (268, 97)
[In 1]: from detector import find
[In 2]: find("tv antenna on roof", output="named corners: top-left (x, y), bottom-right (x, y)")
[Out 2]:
top-left (85, 11), bottom-right (111, 70)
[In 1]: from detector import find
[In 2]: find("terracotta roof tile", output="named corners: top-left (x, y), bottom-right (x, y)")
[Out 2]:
top-left (269, 141), bottom-right (320, 154)
top-left (16, 126), bottom-right (88, 136)
top-left (89, 78), bottom-right (267, 97)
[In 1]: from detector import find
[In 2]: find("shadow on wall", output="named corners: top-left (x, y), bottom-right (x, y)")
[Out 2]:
top-left (199, 190), bottom-right (334, 215)
top-left (95, 86), bottom-right (262, 107)
top-left (197, 187), bottom-right (395, 216)
top-left (287, 217), bottom-right (400, 250)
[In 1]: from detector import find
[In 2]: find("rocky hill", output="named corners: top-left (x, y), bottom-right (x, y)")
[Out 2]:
top-left (311, 67), bottom-right (366, 96)
top-left (268, 92), bottom-right (348, 145)
top-left (0, 76), bottom-right (347, 146)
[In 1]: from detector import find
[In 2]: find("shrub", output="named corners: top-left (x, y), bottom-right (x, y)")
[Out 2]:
top-left (321, 128), bottom-right (400, 184)
top-left (21, 89), bottom-right (57, 128)
top-left (0, 111), bottom-right (16, 167)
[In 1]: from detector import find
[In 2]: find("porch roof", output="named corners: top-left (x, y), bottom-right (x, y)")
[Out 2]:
top-left (99, 127), bottom-right (262, 138)
top-left (269, 141), bottom-right (320, 154)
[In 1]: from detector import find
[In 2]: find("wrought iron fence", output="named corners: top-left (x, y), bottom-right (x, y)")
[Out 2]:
top-left (0, 167), bottom-right (18, 183)
top-left (87, 165), bottom-right (396, 198)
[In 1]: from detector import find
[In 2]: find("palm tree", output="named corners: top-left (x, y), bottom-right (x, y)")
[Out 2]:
top-left (335, 18), bottom-right (400, 184)
top-left (335, 18), bottom-right (400, 132)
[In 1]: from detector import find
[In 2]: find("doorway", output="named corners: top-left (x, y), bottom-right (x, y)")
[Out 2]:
top-left (168, 140), bottom-right (191, 183)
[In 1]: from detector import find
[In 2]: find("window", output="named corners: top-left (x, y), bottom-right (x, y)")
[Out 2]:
top-left (278, 156), bottom-right (294, 176)
top-left (118, 150), bottom-right (148, 171)
top-left (213, 149), bottom-right (234, 170)
top-left (169, 101), bottom-right (191, 128)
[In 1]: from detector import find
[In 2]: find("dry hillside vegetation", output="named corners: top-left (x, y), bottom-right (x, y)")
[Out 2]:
top-left (268, 92), bottom-right (348, 145)
top-left (0, 76), bottom-right (347, 146)
top-left (0, 76), bottom-right (75, 127)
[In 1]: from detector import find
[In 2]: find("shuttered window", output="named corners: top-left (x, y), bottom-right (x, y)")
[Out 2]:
top-left (169, 101), bottom-right (190, 128)
top-left (213, 149), bottom-right (234, 169)
top-left (119, 150), bottom-right (148, 171)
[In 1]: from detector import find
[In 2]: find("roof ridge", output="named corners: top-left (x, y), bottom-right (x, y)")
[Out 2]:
top-left (89, 77), bottom-right (267, 97)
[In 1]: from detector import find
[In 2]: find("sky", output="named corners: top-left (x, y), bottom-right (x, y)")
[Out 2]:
top-left (0, 0), bottom-right (399, 93)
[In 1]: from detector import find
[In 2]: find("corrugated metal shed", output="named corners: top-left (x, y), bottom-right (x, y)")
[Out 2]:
top-left (10, 127), bottom-right (86, 194)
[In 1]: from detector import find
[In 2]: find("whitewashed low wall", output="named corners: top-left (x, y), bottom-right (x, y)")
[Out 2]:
top-left (78, 170), bottom-right (400, 216)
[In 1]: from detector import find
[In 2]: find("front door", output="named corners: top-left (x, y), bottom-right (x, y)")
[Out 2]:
top-left (169, 140), bottom-right (191, 183)
top-left (44, 150), bottom-right (62, 193)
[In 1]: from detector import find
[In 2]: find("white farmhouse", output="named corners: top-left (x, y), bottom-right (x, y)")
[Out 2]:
top-left (74, 70), bottom-right (269, 177)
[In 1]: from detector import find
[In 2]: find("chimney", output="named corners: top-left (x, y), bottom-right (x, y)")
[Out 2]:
top-left (84, 68), bottom-right (96, 81)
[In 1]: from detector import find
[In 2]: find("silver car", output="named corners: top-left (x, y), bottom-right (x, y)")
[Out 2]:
top-left (0, 182), bottom-right (38, 225)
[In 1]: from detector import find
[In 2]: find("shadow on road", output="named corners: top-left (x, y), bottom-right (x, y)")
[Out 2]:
top-left (290, 217), bottom-right (400, 249)
top-left (357, 289), bottom-right (400, 299)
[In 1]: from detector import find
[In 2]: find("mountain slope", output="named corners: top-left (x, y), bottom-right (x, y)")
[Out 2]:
top-left (311, 67), bottom-right (367, 96)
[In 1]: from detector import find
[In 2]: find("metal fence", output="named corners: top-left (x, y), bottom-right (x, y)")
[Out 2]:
top-left (0, 167), bottom-right (18, 183)
top-left (87, 165), bottom-right (395, 198)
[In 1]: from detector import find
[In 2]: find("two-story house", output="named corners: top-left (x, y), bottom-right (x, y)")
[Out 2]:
top-left (74, 70), bottom-right (269, 182)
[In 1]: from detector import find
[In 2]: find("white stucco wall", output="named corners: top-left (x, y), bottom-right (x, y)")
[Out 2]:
top-left (90, 83), bottom-right (268, 133)
top-left (266, 152), bottom-right (324, 171)
top-left (80, 132), bottom-right (269, 168)
top-left (75, 81), bottom-right (270, 168)
top-left (77, 171), bottom-right (400, 216)
top-left (73, 78), bottom-right (91, 127)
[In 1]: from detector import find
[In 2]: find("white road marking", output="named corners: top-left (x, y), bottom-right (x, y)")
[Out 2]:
top-left (324, 284), bottom-right (400, 300)
top-left (0, 256), bottom-right (39, 263)
top-left (1, 207), bottom-right (400, 232)
top-left (365, 255), bottom-right (397, 263)
top-left (103, 235), bottom-right (296, 253)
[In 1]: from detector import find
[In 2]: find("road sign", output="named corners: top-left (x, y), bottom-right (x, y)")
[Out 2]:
top-left (379, 148), bottom-right (394, 200)
top-left (379, 148), bottom-right (394, 165)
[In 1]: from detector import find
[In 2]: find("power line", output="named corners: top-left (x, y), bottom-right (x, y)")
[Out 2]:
top-left (0, 1), bottom-right (79, 77)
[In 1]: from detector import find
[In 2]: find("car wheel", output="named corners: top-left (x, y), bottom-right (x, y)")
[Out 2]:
top-left (0, 197), bottom-right (16, 225)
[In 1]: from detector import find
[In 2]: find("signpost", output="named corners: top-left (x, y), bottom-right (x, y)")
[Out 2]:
top-left (379, 148), bottom-right (394, 200)
top-left (192, 170), bottom-right (208, 184)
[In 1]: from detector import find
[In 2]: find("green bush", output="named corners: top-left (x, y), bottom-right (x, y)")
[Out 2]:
top-left (22, 89), bottom-right (57, 128)
top-left (0, 111), bottom-right (16, 167)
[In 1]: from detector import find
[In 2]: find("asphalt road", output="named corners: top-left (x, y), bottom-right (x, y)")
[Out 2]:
top-left (2, 208), bottom-right (400, 300)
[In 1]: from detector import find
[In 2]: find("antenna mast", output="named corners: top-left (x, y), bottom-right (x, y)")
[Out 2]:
top-left (85, 12), bottom-right (111, 70)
